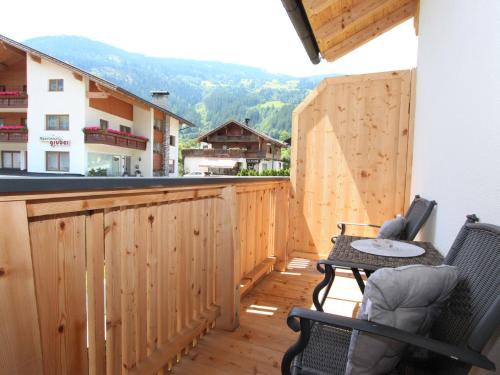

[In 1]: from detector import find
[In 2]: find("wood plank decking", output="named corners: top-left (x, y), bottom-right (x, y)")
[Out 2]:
top-left (173, 257), bottom-right (363, 374)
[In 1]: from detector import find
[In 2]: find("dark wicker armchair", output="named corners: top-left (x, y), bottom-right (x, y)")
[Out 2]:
top-left (333, 195), bottom-right (437, 243)
top-left (282, 222), bottom-right (500, 375)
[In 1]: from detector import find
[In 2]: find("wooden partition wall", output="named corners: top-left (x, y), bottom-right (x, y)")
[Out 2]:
top-left (289, 70), bottom-right (416, 256)
top-left (0, 179), bottom-right (288, 375)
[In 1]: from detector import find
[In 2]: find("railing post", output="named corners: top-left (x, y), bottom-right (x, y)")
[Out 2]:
top-left (216, 185), bottom-right (241, 331)
top-left (274, 182), bottom-right (289, 271)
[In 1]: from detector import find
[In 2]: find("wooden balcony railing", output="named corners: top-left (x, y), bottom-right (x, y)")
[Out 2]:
top-left (0, 97), bottom-right (28, 108)
top-left (183, 148), bottom-right (278, 160)
top-left (84, 127), bottom-right (148, 150)
top-left (206, 134), bottom-right (259, 143)
top-left (0, 177), bottom-right (289, 374)
top-left (0, 126), bottom-right (28, 142)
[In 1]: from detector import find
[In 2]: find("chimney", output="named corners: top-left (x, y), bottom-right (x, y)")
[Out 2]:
top-left (151, 91), bottom-right (171, 176)
top-left (151, 91), bottom-right (170, 109)
top-left (244, 118), bottom-right (251, 126)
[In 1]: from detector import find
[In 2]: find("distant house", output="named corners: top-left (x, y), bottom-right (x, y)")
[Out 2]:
top-left (182, 119), bottom-right (287, 175)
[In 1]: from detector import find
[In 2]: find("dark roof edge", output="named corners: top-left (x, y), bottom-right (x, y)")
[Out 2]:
top-left (0, 34), bottom-right (196, 127)
top-left (197, 119), bottom-right (288, 147)
top-left (0, 176), bottom-right (289, 194)
top-left (281, 0), bottom-right (321, 64)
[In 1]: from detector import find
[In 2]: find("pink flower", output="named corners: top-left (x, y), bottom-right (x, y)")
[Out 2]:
top-left (0, 125), bottom-right (27, 130)
top-left (0, 91), bottom-right (21, 96)
top-left (83, 126), bottom-right (147, 141)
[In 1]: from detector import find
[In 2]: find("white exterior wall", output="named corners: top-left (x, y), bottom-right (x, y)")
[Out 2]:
top-left (183, 156), bottom-right (246, 175)
top-left (132, 106), bottom-right (153, 177)
top-left (410, 0), bottom-right (500, 253)
top-left (27, 57), bottom-right (87, 174)
top-left (85, 106), bottom-right (134, 131)
top-left (183, 156), bottom-right (208, 174)
top-left (169, 117), bottom-right (180, 176)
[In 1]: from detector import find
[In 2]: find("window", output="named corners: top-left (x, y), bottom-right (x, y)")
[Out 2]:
top-left (100, 119), bottom-right (109, 130)
top-left (21, 118), bottom-right (27, 126)
top-left (46, 115), bottom-right (69, 130)
top-left (48, 79), bottom-right (64, 92)
top-left (0, 85), bottom-right (5, 92)
top-left (120, 125), bottom-right (131, 133)
top-left (169, 135), bottom-right (176, 147)
top-left (46, 152), bottom-right (69, 172)
top-left (168, 159), bottom-right (175, 174)
top-left (0, 118), bottom-right (4, 126)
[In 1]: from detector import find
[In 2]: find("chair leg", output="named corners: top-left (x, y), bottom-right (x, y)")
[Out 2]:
top-left (351, 268), bottom-right (365, 293)
top-left (312, 263), bottom-right (335, 312)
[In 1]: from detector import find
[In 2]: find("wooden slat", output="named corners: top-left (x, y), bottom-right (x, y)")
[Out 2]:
top-left (0, 201), bottom-right (43, 375)
top-left (147, 205), bottom-right (159, 356)
top-left (104, 208), bottom-right (123, 375)
top-left (121, 207), bottom-right (137, 372)
top-left (216, 186), bottom-right (241, 331)
top-left (322, 1), bottom-right (417, 60)
top-left (86, 210), bottom-right (106, 375)
top-left (26, 188), bottom-right (223, 217)
top-left (30, 214), bottom-right (88, 374)
top-left (314, 0), bottom-right (395, 41)
top-left (135, 206), bottom-right (149, 363)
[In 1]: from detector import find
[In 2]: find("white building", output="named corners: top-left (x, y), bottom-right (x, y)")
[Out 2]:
top-left (0, 35), bottom-right (194, 177)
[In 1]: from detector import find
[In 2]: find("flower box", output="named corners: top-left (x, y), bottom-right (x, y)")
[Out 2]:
top-left (83, 127), bottom-right (148, 150)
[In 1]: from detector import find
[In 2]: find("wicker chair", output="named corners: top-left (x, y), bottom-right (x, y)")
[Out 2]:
top-left (333, 195), bottom-right (437, 243)
top-left (282, 222), bottom-right (500, 375)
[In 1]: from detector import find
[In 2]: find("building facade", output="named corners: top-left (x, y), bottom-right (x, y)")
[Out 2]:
top-left (183, 120), bottom-right (286, 175)
top-left (0, 35), bottom-right (193, 176)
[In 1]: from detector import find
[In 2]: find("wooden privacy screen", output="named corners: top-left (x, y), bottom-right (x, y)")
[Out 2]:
top-left (289, 70), bottom-right (415, 255)
top-left (0, 180), bottom-right (289, 375)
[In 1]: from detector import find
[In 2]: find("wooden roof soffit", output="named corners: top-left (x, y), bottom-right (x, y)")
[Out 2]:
top-left (97, 83), bottom-right (149, 110)
top-left (29, 53), bottom-right (41, 63)
top-left (301, 0), bottom-right (418, 62)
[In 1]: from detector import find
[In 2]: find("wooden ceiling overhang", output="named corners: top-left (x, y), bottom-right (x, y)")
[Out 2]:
top-left (284, 0), bottom-right (418, 63)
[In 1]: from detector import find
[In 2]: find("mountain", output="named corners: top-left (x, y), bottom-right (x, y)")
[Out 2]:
top-left (24, 36), bottom-right (331, 140)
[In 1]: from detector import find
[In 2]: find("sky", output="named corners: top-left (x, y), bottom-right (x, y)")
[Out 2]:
top-left (2, 0), bottom-right (418, 77)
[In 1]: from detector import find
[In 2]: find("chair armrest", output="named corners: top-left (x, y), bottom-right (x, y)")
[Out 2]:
top-left (287, 307), bottom-right (495, 371)
top-left (337, 222), bottom-right (381, 235)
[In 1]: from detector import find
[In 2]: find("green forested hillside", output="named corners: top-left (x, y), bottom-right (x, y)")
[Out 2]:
top-left (25, 36), bottom-right (331, 140)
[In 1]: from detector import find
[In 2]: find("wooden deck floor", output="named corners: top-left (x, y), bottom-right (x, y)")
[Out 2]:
top-left (173, 257), bottom-right (363, 374)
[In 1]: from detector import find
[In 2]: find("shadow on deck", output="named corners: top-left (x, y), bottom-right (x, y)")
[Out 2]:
top-left (173, 258), bottom-right (363, 374)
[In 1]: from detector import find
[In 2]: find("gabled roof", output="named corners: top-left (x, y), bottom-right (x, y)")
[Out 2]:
top-left (0, 34), bottom-right (195, 127)
top-left (282, 0), bottom-right (418, 64)
top-left (197, 120), bottom-right (287, 147)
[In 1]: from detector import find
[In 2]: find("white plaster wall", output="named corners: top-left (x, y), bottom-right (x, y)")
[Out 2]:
top-left (183, 156), bottom-right (208, 174)
top-left (27, 57), bottom-right (86, 174)
top-left (85, 107), bottom-right (133, 131)
top-left (411, 0), bottom-right (500, 253)
top-left (169, 117), bottom-right (180, 176)
top-left (132, 106), bottom-right (154, 177)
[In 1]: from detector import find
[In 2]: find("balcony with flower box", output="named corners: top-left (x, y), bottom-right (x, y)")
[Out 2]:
top-left (0, 86), bottom-right (28, 108)
top-left (83, 126), bottom-right (148, 150)
top-left (0, 125), bottom-right (28, 142)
